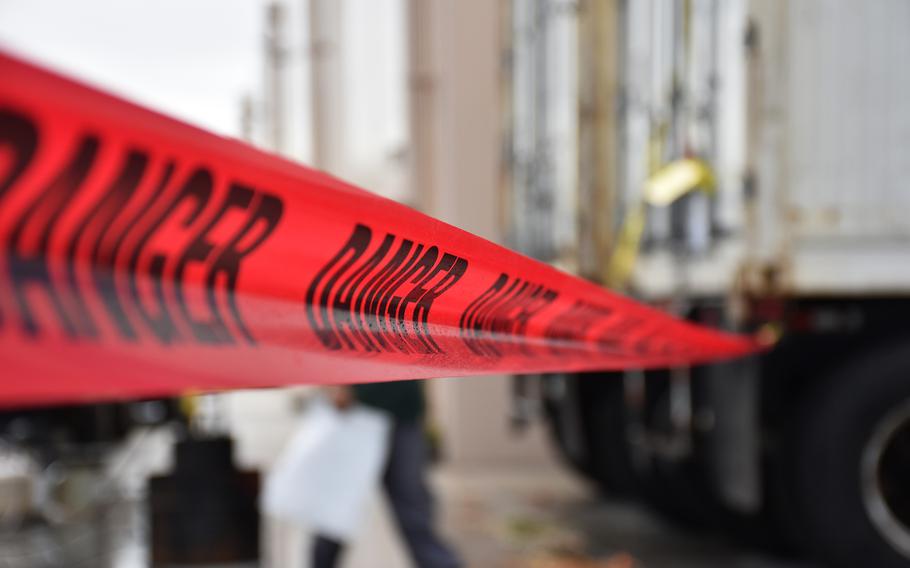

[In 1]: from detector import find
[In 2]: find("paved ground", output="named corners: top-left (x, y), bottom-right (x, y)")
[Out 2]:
top-left (433, 465), bottom-right (813, 568)
top-left (0, 444), bottom-right (817, 567)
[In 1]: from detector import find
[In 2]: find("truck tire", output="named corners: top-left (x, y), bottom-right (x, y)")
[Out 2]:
top-left (542, 372), bottom-right (638, 498)
top-left (791, 342), bottom-right (910, 568)
top-left (582, 373), bottom-right (640, 498)
top-left (542, 373), bottom-right (597, 480)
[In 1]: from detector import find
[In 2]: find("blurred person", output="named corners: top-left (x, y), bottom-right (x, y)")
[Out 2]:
top-left (313, 381), bottom-right (461, 568)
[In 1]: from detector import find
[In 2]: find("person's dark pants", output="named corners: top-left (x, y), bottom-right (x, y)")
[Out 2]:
top-left (312, 420), bottom-right (461, 568)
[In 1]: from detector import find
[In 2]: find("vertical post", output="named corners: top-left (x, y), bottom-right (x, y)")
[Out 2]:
top-left (407, 0), bottom-right (436, 213)
top-left (576, 0), bottom-right (620, 283)
top-left (309, 0), bottom-right (343, 171)
top-left (264, 2), bottom-right (287, 154)
top-left (407, 0), bottom-right (551, 466)
top-left (240, 93), bottom-right (255, 144)
top-left (497, 0), bottom-right (514, 245)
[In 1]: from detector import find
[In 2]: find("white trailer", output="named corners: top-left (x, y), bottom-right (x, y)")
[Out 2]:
top-left (514, 1), bottom-right (910, 566)
top-left (626, 0), bottom-right (910, 300)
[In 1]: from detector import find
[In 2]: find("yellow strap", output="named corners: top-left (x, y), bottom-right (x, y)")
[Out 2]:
top-left (606, 201), bottom-right (647, 289)
top-left (606, 158), bottom-right (716, 289)
top-left (644, 158), bottom-right (715, 206)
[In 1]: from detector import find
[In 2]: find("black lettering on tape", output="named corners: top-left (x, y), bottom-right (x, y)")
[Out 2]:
top-left (81, 150), bottom-right (149, 339)
top-left (0, 109), bottom-right (285, 346)
top-left (305, 224), bottom-right (468, 354)
top-left (0, 109), bottom-right (39, 200)
top-left (459, 274), bottom-right (558, 358)
top-left (207, 190), bottom-right (283, 344)
top-left (7, 136), bottom-right (101, 337)
top-left (544, 300), bottom-right (614, 355)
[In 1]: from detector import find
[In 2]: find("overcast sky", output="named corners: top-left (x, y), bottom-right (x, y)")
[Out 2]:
top-left (0, 0), bottom-right (409, 198)
top-left (0, 0), bottom-right (265, 136)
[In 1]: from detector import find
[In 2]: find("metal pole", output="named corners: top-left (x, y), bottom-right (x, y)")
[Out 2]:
top-left (309, 0), bottom-right (343, 171)
top-left (265, 2), bottom-right (287, 154)
top-left (407, 0), bottom-right (435, 213)
top-left (577, 0), bottom-right (620, 283)
top-left (240, 93), bottom-right (255, 144)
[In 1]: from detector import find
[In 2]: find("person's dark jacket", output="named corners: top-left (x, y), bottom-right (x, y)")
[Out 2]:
top-left (353, 380), bottom-right (424, 423)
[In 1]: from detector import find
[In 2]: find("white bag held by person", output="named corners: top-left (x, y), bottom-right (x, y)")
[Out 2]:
top-left (263, 396), bottom-right (391, 541)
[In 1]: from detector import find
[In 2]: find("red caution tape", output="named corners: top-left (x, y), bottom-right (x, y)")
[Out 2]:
top-left (0, 51), bottom-right (757, 407)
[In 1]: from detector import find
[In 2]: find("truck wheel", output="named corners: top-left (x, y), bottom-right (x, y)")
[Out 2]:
top-left (542, 372), bottom-right (638, 497)
top-left (542, 373), bottom-right (596, 480)
top-left (582, 373), bottom-right (640, 498)
top-left (792, 342), bottom-right (910, 568)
